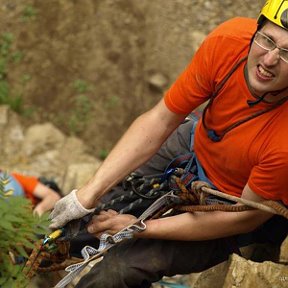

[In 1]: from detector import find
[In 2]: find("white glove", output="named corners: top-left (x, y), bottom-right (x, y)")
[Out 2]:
top-left (49, 189), bottom-right (94, 230)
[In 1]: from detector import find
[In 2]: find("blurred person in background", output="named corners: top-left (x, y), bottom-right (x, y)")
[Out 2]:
top-left (1, 171), bottom-right (61, 216)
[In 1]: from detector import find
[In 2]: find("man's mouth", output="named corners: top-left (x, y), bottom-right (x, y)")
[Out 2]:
top-left (257, 65), bottom-right (274, 80)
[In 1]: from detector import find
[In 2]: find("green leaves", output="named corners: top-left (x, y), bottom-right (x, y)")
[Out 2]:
top-left (0, 32), bottom-right (26, 114)
top-left (0, 174), bottom-right (50, 287)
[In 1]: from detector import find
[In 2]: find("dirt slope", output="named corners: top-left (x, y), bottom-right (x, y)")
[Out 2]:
top-left (1, 0), bottom-right (264, 156)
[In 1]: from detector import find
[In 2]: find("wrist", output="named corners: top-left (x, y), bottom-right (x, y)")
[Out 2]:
top-left (75, 181), bottom-right (106, 208)
top-left (75, 189), bottom-right (98, 209)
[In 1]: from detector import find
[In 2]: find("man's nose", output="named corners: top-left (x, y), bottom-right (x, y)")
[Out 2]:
top-left (263, 48), bottom-right (281, 66)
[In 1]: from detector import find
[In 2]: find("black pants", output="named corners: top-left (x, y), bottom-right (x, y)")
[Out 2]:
top-left (76, 120), bottom-right (287, 288)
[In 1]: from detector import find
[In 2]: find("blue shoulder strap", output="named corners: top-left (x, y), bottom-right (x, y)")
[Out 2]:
top-left (190, 115), bottom-right (215, 188)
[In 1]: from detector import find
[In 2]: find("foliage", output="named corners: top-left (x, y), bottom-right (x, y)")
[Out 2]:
top-left (103, 95), bottom-right (120, 109)
top-left (72, 79), bottom-right (92, 94)
top-left (0, 174), bottom-right (49, 288)
top-left (0, 33), bottom-right (27, 113)
top-left (98, 149), bottom-right (109, 160)
top-left (68, 80), bottom-right (94, 134)
top-left (21, 5), bottom-right (38, 22)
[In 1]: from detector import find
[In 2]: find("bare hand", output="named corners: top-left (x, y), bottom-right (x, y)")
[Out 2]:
top-left (87, 209), bottom-right (137, 238)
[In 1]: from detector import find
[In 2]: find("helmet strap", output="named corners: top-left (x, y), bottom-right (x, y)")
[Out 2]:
top-left (247, 93), bottom-right (268, 107)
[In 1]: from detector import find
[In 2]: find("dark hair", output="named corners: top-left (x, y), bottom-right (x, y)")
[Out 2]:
top-left (38, 176), bottom-right (62, 194)
top-left (249, 17), bottom-right (267, 48)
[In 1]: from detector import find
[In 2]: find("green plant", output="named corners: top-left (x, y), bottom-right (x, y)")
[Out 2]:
top-left (11, 51), bottom-right (24, 64)
top-left (104, 95), bottom-right (120, 109)
top-left (68, 94), bottom-right (93, 134)
top-left (0, 33), bottom-right (27, 113)
top-left (0, 173), bottom-right (49, 287)
top-left (68, 78), bottom-right (95, 134)
top-left (21, 5), bottom-right (37, 22)
top-left (98, 149), bottom-right (109, 160)
top-left (21, 74), bottom-right (32, 84)
top-left (72, 79), bottom-right (92, 94)
top-left (0, 33), bottom-right (13, 79)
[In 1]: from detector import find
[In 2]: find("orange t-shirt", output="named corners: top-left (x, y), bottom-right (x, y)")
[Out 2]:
top-left (164, 17), bottom-right (288, 205)
top-left (12, 172), bottom-right (39, 204)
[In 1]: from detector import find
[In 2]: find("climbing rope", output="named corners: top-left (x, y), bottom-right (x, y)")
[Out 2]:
top-left (23, 239), bottom-right (81, 280)
top-left (189, 180), bottom-right (288, 218)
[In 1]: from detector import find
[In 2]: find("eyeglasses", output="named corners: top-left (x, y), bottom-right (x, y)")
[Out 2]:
top-left (254, 31), bottom-right (288, 64)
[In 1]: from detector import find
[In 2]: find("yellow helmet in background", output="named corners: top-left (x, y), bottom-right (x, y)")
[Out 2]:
top-left (258, 0), bottom-right (288, 30)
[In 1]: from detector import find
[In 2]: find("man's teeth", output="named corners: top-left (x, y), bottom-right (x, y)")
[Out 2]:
top-left (258, 66), bottom-right (273, 78)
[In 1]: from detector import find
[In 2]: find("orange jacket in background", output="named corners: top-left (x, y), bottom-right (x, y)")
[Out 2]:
top-left (12, 172), bottom-right (39, 204)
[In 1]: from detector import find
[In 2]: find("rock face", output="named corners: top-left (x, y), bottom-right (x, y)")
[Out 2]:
top-left (153, 252), bottom-right (288, 288)
top-left (0, 105), bottom-right (101, 193)
top-left (223, 254), bottom-right (288, 288)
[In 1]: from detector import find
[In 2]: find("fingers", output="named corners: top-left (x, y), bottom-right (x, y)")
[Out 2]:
top-left (49, 220), bottom-right (60, 230)
top-left (107, 209), bottom-right (118, 216)
top-left (99, 209), bottom-right (118, 216)
top-left (49, 216), bottom-right (65, 230)
top-left (87, 217), bottom-right (109, 234)
top-left (49, 209), bottom-right (73, 229)
top-left (87, 211), bottom-right (137, 237)
top-left (87, 210), bottom-right (119, 234)
top-left (88, 215), bottom-right (112, 232)
top-left (94, 209), bottom-right (119, 221)
top-left (94, 232), bottom-right (104, 239)
top-left (49, 208), bottom-right (57, 220)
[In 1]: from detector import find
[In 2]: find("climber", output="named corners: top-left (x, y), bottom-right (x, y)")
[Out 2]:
top-left (50, 0), bottom-right (288, 287)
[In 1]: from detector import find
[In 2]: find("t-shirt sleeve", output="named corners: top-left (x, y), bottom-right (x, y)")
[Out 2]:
top-left (164, 17), bottom-right (257, 115)
top-left (164, 36), bottom-right (214, 115)
top-left (248, 152), bottom-right (288, 206)
top-left (11, 172), bottom-right (39, 200)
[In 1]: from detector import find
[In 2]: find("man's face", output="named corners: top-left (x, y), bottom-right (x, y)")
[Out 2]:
top-left (246, 21), bottom-right (288, 99)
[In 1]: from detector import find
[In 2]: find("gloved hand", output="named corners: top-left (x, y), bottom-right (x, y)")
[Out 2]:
top-left (49, 189), bottom-right (95, 230)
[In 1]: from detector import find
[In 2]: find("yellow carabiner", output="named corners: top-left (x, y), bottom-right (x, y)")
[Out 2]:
top-left (43, 228), bottom-right (64, 245)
